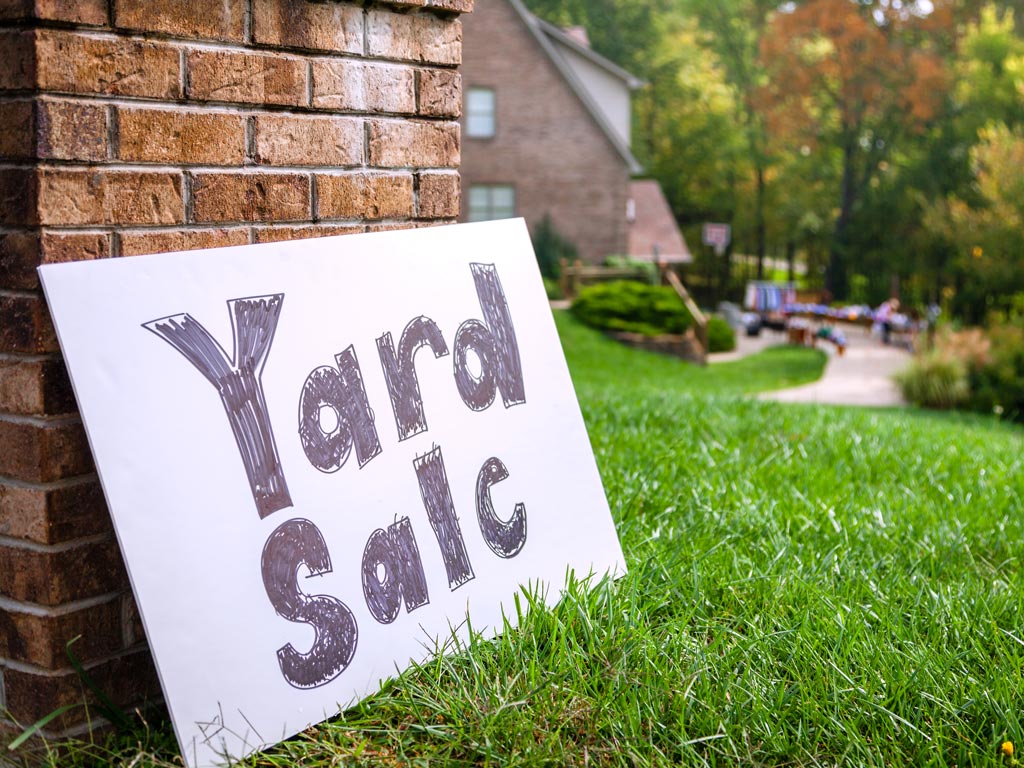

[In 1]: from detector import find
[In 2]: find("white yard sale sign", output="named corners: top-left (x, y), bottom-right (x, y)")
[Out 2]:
top-left (39, 219), bottom-right (625, 768)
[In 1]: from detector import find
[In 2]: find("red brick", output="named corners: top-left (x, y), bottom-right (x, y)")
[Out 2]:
top-left (254, 114), bottom-right (362, 167)
top-left (35, 30), bottom-right (181, 99)
top-left (1, 231), bottom-right (111, 290)
top-left (0, 417), bottom-right (92, 483)
top-left (366, 221), bottom-right (434, 232)
top-left (253, 224), bottom-right (363, 243)
top-left (0, 537), bottom-right (127, 608)
top-left (428, 0), bottom-right (474, 11)
top-left (117, 108), bottom-right (245, 166)
top-left (36, 170), bottom-right (184, 227)
top-left (36, 99), bottom-right (108, 161)
top-left (2, 649), bottom-right (158, 727)
top-left (0, 357), bottom-right (75, 416)
top-left (34, 0), bottom-right (107, 25)
top-left (317, 172), bottom-right (414, 220)
top-left (0, 167), bottom-right (35, 227)
top-left (191, 173), bottom-right (310, 223)
top-left (312, 60), bottom-right (416, 113)
top-left (368, 119), bottom-right (459, 168)
top-left (0, 0), bottom-right (30, 20)
top-left (120, 227), bottom-right (249, 256)
top-left (418, 68), bottom-right (461, 117)
top-left (1, 599), bottom-right (123, 668)
top-left (0, 30), bottom-right (35, 91)
top-left (0, 293), bottom-right (58, 354)
top-left (0, 100), bottom-right (33, 159)
top-left (252, 0), bottom-right (363, 53)
top-left (0, 478), bottom-right (111, 545)
top-left (187, 50), bottom-right (306, 107)
top-left (417, 171), bottom-right (460, 218)
top-left (39, 231), bottom-right (111, 266)
top-left (0, 232), bottom-right (39, 290)
top-left (367, 9), bottom-right (461, 65)
top-left (115, 0), bottom-right (242, 41)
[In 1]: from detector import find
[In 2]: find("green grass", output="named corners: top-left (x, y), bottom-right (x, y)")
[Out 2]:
top-left (554, 311), bottom-right (827, 396)
top-left (16, 312), bottom-right (1024, 767)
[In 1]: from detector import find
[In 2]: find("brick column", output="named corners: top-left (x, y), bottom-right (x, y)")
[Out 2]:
top-left (0, 0), bottom-right (471, 743)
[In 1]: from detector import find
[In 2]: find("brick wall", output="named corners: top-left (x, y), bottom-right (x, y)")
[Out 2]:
top-left (0, 0), bottom-right (469, 743)
top-left (459, 0), bottom-right (630, 265)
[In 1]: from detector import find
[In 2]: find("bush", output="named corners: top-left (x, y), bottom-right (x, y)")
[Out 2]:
top-left (968, 324), bottom-right (1024, 421)
top-left (543, 277), bottom-right (562, 301)
top-left (531, 214), bottom-right (575, 279)
top-left (571, 281), bottom-right (694, 337)
top-left (602, 255), bottom-right (658, 284)
top-left (895, 351), bottom-right (970, 410)
top-left (707, 315), bottom-right (736, 353)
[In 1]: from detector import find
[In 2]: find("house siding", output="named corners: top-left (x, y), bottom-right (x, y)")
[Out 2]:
top-left (460, 0), bottom-right (631, 264)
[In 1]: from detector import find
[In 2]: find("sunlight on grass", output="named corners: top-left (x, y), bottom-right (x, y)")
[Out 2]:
top-left (22, 309), bottom-right (1024, 767)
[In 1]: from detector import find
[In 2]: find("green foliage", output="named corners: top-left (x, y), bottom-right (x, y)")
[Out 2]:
top-left (707, 314), bottom-right (737, 352)
top-left (602, 255), bottom-right (658, 284)
top-left (542, 276), bottom-right (562, 300)
top-left (968, 323), bottom-right (1024, 421)
top-left (530, 214), bottom-right (575, 280)
top-left (895, 351), bottom-right (971, 410)
top-left (570, 280), bottom-right (694, 337)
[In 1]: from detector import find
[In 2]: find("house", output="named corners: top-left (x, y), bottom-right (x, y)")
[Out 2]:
top-left (460, 0), bottom-right (689, 266)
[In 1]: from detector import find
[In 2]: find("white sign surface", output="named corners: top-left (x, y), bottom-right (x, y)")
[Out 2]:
top-left (39, 220), bottom-right (625, 768)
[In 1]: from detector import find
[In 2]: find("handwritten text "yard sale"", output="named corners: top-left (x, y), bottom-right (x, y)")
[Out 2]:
top-left (143, 263), bottom-right (527, 690)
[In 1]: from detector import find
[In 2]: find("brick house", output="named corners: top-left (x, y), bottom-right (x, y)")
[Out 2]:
top-left (460, 0), bottom-right (686, 267)
top-left (0, 0), bottom-right (470, 746)
top-left (459, 0), bottom-right (640, 264)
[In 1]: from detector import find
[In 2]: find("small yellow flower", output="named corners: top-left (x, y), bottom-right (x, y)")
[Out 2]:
top-left (1001, 740), bottom-right (1014, 758)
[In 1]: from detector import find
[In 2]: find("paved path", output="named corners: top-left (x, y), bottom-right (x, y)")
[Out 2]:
top-left (745, 325), bottom-right (911, 407)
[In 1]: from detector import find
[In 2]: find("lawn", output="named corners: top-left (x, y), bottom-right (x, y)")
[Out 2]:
top-left (25, 312), bottom-right (1024, 767)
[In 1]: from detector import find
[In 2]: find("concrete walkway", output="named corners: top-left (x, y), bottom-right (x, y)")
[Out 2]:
top-left (709, 325), bottom-right (911, 407)
top-left (742, 325), bottom-right (912, 407)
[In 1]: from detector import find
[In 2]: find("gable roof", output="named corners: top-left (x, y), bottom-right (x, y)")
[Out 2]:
top-left (628, 180), bottom-right (692, 263)
top-left (507, 0), bottom-right (644, 175)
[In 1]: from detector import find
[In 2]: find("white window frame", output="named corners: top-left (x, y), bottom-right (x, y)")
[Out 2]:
top-left (465, 87), bottom-right (497, 139)
top-left (467, 185), bottom-right (516, 222)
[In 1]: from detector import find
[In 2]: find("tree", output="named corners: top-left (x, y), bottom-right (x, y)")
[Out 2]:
top-left (680, 0), bottom-right (777, 279)
top-left (758, 0), bottom-right (950, 298)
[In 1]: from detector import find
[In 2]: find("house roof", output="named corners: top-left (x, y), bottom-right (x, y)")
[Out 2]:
top-left (628, 180), bottom-right (692, 263)
top-left (507, 0), bottom-right (644, 175)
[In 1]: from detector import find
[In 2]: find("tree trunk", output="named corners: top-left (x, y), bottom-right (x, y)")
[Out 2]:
top-left (755, 163), bottom-right (766, 280)
top-left (826, 139), bottom-right (857, 300)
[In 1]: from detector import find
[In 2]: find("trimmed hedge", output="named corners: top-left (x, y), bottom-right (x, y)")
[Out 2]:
top-left (707, 315), bottom-right (737, 353)
top-left (570, 281), bottom-right (694, 337)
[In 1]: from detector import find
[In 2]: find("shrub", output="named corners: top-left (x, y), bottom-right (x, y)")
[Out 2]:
top-left (543, 277), bottom-right (562, 301)
top-left (531, 214), bottom-right (575, 279)
top-left (570, 281), bottom-right (694, 337)
top-left (968, 324), bottom-right (1024, 421)
top-left (707, 315), bottom-right (736, 353)
top-left (602, 255), bottom-right (658, 284)
top-left (895, 351), bottom-right (970, 410)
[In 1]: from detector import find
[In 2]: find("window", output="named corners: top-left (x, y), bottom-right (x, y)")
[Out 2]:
top-left (468, 185), bottom-right (515, 222)
top-left (465, 87), bottom-right (496, 138)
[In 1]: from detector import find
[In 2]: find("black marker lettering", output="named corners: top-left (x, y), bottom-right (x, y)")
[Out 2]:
top-left (298, 346), bottom-right (382, 473)
top-left (361, 517), bottom-right (430, 624)
top-left (413, 446), bottom-right (474, 590)
top-left (261, 518), bottom-right (358, 689)
top-left (476, 457), bottom-right (527, 558)
top-left (143, 295), bottom-right (290, 518)
top-left (454, 263), bottom-right (525, 411)
top-left (377, 316), bottom-right (449, 441)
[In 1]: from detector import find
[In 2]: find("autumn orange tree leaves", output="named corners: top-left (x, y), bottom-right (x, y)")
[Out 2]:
top-left (757, 0), bottom-right (950, 297)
